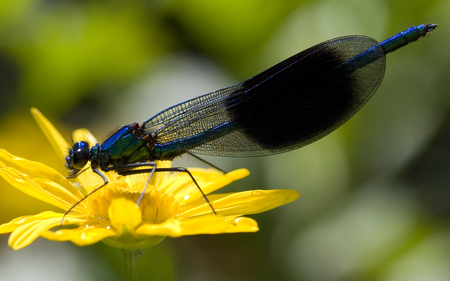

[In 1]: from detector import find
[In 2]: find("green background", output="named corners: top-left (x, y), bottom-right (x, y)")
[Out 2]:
top-left (0, 0), bottom-right (449, 280)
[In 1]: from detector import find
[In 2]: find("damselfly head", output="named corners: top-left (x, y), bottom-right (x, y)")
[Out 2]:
top-left (65, 141), bottom-right (91, 175)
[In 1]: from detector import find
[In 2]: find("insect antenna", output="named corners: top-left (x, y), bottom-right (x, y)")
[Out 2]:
top-left (68, 133), bottom-right (75, 146)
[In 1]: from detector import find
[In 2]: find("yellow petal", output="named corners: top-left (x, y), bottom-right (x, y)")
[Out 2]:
top-left (8, 215), bottom-right (72, 249)
top-left (42, 225), bottom-right (116, 246)
top-left (161, 168), bottom-right (222, 196)
top-left (137, 214), bottom-right (258, 237)
top-left (30, 108), bottom-right (68, 160)
top-left (0, 149), bottom-right (82, 197)
top-left (72, 129), bottom-right (98, 148)
top-left (68, 165), bottom-right (110, 194)
top-left (108, 198), bottom-right (142, 235)
top-left (180, 189), bottom-right (300, 217)
top-left (0, 212), bottom-right (61, 234)
top-left (0, 167), bottom-right (82, 211)
top-left (169, 169), bottom-right (250, 203)
top-left (200, 168), bottom-right (250, 194)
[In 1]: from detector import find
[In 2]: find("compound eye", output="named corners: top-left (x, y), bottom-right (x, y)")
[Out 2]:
top-left (71, 141), bottom-right (90, 170)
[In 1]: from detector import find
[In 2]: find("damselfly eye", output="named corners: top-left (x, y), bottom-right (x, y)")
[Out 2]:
top-left (71, 141), bottom-right (90, 169)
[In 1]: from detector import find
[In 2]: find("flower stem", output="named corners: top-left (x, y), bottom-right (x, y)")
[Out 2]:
top-left (123, 249), bottom-right (145, 281)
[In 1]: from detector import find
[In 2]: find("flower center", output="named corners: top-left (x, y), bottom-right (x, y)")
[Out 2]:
top-left (87, 181), bottom-right (179, 224)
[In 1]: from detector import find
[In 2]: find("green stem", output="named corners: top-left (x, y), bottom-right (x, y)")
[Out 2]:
top-left (123, 249), bottom-right (145, 281)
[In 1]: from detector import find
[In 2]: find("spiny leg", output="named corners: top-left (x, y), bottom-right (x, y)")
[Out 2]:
top-left (120, 166), bottom-right (217, 215)
top-left (61, 168), bottom-right (108, 225)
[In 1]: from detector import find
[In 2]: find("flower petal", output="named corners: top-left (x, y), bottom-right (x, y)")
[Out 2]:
top-left (72, 129), bottom-right (98, 148)
top-left (68, 166), bottom-right (110, 194)
top-left (108, 198), bottom-right (142, 235)
top-left (30, 108), bottom-right (68, 160)
top-left (179, 189), bottom-right (300, 217)
top-left (0, 212), bottom-right (60, 234)
top-left (137, 214), bottom-right (258, 237)
top-left (0, 166), bottom-right (83, 211)
top-left (200, 168), bottom-right (250, 194)
top-left (169, 169), bottom-right (250, 203)
top-left (42, 225), bottom-right (116, 246)
top-left (0, 149), bottom-right (82, 197)
top-left (7, 214), bottom-right (82, 249)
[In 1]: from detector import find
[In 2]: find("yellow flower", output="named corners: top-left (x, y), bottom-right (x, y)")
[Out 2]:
top-left (0, 108), bottom-right (300, 251)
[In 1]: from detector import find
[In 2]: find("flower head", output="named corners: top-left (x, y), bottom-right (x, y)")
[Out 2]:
top-left (0, 108), bottom-right (299, 250)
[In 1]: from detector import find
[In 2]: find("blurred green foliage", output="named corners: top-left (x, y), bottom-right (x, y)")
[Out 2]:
top-left (1, 0), bottom-right (449, 280)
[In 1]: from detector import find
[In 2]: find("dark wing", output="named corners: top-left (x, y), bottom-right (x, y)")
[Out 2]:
top-left (143, 35), bottom-right (386, 157)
